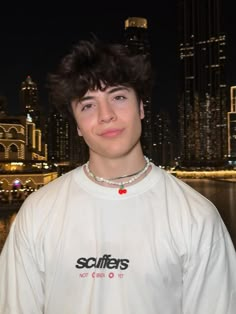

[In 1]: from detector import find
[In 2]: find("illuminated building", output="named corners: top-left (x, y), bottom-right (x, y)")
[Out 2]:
top-left (46, 108), bottom-right (70, 164)
top-left (0, 113), bottom-right (57, 193)
top-left (124, 17), bottom-right (154, 162)
top-left (227, 86), bottom-right (236, 165)
top-left (124, 17), bottom-right (150, 54)
top-left (20, 76), bottom-right (41, 129)
top-left (46, 107), bottom-right (88, 170)
top-left (178, 0), bottom-right (227, 167)
top-left (153, 112), bottom-right (175, 167)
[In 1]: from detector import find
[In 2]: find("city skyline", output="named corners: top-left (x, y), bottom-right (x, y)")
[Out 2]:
top-left (0, 2), bottom-right (236, 120)
top-left (0, 7), bottom-right (177, 117)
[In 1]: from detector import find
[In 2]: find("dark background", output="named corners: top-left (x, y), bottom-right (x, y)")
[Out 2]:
top-left (0, 1), bottom-right (235, 121)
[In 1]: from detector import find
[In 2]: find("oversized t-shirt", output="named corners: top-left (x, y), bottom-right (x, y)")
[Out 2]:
top-left (0, 164), bottom-right (236, 313)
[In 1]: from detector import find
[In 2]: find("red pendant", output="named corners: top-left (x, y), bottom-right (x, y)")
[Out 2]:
top-left (118, 185), bottom-right (127, 194)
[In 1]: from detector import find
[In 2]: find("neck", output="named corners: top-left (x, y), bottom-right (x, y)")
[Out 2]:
top-left (84, 156), bottom-right (151, 195)
top-left (88, 148), bottom-right (145, 178)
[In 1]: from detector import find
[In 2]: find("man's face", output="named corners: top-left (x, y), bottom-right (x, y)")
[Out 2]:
top-left (71, 85), bottom-right (144, 160)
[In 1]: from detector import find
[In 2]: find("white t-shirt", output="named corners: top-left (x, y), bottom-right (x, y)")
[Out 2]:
top-left (0, 164), bottom-right (236, 313)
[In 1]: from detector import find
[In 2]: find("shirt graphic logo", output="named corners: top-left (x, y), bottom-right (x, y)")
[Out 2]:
top-left (75, 254), bottom-right (130, 270)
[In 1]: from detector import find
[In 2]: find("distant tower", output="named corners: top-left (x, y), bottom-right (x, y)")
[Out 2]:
top-left (46, 108), bottom-right (70, 164)
top-left (20, 76), bottom-right (41, 128)
top-left (178, 0), bottom-right (227, 167)
top-left (227, 86), bottom-right (236, 164)
top-left (124, 17), bottom-right (153, 161)
top-left (153, 111), bottom-right (175, 167)
top-left (124, 17), bottom-right (150, 54)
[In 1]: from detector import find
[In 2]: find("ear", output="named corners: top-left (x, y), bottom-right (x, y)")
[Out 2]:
top-left (139, 101), bottom-right (145, 120)
top-left (77, 125), bottom-right (83, 137)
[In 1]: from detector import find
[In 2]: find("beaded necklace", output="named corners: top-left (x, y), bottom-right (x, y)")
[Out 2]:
top-left (85, 156), bottom-right (150, 195)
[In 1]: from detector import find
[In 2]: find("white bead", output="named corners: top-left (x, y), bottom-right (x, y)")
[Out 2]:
top-left (85, 156), bottom-right (150, 188)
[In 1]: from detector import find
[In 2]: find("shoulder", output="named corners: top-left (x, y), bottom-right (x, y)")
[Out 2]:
top-left (153, 166), bottom-right (224, 238)
top-left (12, 166), bottom-right (83, 237)
top-left (157, 167), bottom-right (217, 213)
top-left (16, 166), bottom-right (82, 221)
top-left (153, 168), bottom-right (231, 260)
top-left (26, 167), bottom-right (80, 202)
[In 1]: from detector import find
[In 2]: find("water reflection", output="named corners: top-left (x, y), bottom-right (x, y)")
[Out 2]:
top-left (0, 179), bottom-right (235, 252)
top-left (182, 179), bottom-right (236, 248)
top-left (0, 212), bottom-right (16, 251)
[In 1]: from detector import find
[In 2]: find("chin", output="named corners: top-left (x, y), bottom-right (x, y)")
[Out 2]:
top-left (102, 144), bottom-right (140, 159)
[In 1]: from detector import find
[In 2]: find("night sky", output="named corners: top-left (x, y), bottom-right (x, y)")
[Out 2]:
top-left (0, 1), bottom-right (235, 124)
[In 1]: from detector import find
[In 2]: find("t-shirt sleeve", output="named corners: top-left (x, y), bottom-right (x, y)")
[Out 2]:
top-left (0, 205), bottom-right (44, 313)
top-left (182, 218), bottom-right (236, 314)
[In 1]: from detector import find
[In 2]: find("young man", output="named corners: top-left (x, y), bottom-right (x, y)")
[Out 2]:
top-left (0, 38), bottom-right (236, 314)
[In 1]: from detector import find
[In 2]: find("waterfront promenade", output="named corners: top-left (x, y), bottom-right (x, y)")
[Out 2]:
top-left (170, 169), bottom-right (236, 181)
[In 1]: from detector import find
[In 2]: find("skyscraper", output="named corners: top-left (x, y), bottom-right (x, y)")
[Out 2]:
top-left (20, 76), bottom-right (41, 129)
top-left (227, 86), bottom-right (236, 164)
top-left (178, 0), bottom-right (227, 167)
top-left (46, 107), bottom-right (70, 164)
top-left (124, 17), bottom-right (154, 162)
top-left (153, 111), bottom-right (175, 167)
top-left (124, 17), bottom-right (150, 54)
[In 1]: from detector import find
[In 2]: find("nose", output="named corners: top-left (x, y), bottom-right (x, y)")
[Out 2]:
top-left (98, 102), bottom-right (117, 123)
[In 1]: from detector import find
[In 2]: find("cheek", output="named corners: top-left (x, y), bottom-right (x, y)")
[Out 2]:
top-left (76, 118), bottom-right (94, 138)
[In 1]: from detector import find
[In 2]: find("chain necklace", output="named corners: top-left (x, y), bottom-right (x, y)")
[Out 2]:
top-left (85, 156), bottom-right (150, 195)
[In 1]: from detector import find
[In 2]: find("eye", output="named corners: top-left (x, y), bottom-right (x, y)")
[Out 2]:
top-left (81, 103), bottom-right (93, 111)
top-left (114, 95), bottom-right (127, 101)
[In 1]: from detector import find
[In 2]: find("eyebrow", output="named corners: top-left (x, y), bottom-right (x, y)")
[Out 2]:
top-left (107, 86), bottom-right (129, 94)
top-left (79, 86), bottom-right (129, 102)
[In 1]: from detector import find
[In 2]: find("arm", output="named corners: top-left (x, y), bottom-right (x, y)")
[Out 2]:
top-left (183, 218), bottom-right (236, 314)
top-left (0, 206), bottom-right (44, 313)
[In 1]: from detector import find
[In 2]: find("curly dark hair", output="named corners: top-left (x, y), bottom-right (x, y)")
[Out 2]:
top-left (47, 38), bottom-right (154, 118)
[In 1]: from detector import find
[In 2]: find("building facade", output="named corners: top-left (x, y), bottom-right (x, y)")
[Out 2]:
top-left (46, 108), bottom-right (70, 164)
top-left (178, 0), bottom-right (227, 167)
top-left (0, 114), bottom-right (57, 198)
top-left (228, 86), bottom-right (236, 164)
top-left (153, 111), bottom-right (175, 167)
top-left (20, 76), bottom-right (42, 129)
top-left (123, 17), bottom-right (154, 163)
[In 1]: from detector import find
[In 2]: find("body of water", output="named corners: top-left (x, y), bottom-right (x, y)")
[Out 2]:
top-left (0, 209), bottom-right (17, 252)
top-left (182, 179), bottom-right (236, 247)
top-left (0, 179), bottom-right (236, 252)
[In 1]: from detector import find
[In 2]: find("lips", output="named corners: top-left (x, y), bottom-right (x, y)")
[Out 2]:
top-left (100, 128), bottom-right (124, 137)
